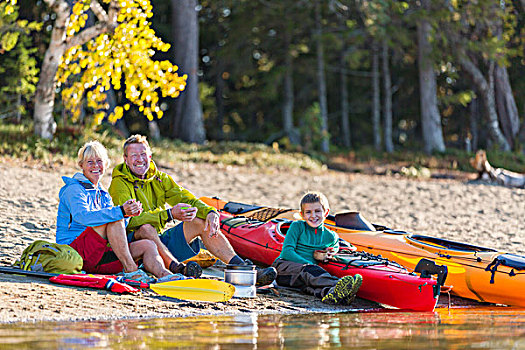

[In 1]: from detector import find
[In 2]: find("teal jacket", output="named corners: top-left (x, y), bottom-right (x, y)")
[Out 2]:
top-left (276, 221), bottom-right (340, 265)
top-left (109, 161), bottom-right (216, 233)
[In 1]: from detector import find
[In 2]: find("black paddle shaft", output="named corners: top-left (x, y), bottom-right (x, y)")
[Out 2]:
top-left (0, 266), bottom-right (58, 279)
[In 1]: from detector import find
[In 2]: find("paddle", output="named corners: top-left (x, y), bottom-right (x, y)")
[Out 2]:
top-left (0, 266), bottom-right (235, 302)
top-left (124, 278), bottom-right (235, 302)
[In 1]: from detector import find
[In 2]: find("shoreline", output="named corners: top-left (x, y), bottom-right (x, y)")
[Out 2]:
top-left (0, 157), bottom-right (523, 323)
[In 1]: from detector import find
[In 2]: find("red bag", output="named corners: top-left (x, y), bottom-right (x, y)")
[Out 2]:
top-left (50, 274), bottom-right (139, 294)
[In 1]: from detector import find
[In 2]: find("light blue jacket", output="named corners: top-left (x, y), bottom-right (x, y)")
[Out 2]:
top-left (56, 173), bottom-right (125, 245)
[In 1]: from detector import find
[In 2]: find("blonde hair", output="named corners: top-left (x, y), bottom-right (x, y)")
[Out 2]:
top-left (300, 192), bottom-right (330, 212)
top-left (77, 140), bottom-right (110, 168)
top-left (123, 134), bottom-right (151, 156)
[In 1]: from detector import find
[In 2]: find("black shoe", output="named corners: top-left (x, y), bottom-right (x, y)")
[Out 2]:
top-left (183, 261), bottom-right (202, 278)
top-left (255, 266), bottom-right (277, 286)
top-left (244, 259), bottom-right (277, 286)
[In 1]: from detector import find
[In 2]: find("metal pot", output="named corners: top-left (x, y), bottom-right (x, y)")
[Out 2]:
top-left (224, 264), bottom-right (256, 287)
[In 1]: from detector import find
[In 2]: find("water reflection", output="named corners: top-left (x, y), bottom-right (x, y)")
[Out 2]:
top-left (0, 307), bottom-right (524, 349)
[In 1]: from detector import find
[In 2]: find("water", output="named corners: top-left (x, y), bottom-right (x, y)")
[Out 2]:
top-left (0, 307), bottom-right (524, 349)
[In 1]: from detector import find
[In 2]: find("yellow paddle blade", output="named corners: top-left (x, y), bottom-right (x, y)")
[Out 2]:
top-left (150, 278), bottom-right (236, 302)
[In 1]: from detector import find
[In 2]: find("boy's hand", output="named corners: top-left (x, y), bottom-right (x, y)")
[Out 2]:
top-left (171, 203), bottom-right (197, 221)
top-left (313, 250), bottom-right (328, 262)
top-left (325, 247), bottom-right (336, 260)
top-left (313, 247), bottom-right (335, 262)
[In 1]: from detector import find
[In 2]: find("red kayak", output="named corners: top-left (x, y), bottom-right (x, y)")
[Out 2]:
top-left (219, 212), bottom-right (446, 311)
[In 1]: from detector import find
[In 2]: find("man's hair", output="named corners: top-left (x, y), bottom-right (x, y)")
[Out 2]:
top-left (123, 134), bottom-right (151, 156)
top-left (300, 192), bottom-right (330, 212)
top-left (77, 140), bottom-right (110, 168)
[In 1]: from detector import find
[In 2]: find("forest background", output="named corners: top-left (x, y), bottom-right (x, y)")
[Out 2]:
top-left (1, 0), bottom-right (524, 173)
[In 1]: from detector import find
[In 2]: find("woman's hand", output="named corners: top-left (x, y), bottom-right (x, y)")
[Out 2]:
top-left (122, 199), bottom-right (143, 217)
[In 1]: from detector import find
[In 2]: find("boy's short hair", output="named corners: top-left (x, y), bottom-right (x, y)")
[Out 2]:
top-left (123, 134), bottom-right (151, 156)
top-left (300, 192), bottom-right (330, 212)
top-left (77, 140), bottom-right (110, 168)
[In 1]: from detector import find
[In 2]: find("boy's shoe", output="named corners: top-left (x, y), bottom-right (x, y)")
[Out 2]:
top-left (182, 261), bottom-right (203, 278)
top-left (322, 275), bottom-right (357, 305)
top-left (156, 273), bottom-right (187, 283)
top-left (244, 259), bottom-right (277, 286)
top-left (343, 274), bottom-right (362, 305)
top-left (120, 269), bottom-right (155, 284)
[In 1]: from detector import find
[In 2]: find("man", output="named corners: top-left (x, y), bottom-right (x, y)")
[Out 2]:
top-left (108, 135), bottom-right (276, 285)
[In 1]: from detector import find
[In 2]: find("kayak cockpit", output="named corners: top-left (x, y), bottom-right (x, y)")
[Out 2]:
top-left (405, 234), bottom-right (498, 254)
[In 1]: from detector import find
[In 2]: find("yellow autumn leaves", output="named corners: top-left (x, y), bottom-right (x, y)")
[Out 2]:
top-left (55, 0), bottom-right (186, 126)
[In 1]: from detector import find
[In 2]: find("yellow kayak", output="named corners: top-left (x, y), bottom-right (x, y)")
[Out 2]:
top-left (201, 196), bottom-right (525, 307)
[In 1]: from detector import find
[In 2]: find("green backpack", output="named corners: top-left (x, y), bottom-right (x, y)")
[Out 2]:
top-left (13, 240), bottom-right (83, 274)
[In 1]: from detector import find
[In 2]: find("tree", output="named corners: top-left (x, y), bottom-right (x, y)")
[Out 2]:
top-left (0, 1), bottom-right (40, 121)
top-left (416, 0), bottom-right (445, 153)
top-left (170, 0), bottom-right (205, 143)
top-left (315, 0), bottom-right (329, 153)
top-left (371, 41), bottom-right (381, 151)
top-left (382, 38), bottom-right (393, 153)
top-left (438, 0), bottom-right (518, 151)
top-left (13, 0), bottom-right (187, 139)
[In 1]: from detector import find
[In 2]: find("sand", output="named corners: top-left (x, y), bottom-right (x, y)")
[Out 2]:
top-left (0, 157), bottom-right (523, 323)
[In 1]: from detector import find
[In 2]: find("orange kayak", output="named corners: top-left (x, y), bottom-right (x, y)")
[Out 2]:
top-left (202, 196), bottom-right (525, 307)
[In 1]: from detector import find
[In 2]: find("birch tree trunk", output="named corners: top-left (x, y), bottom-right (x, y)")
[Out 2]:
top-left (382, 39), bottom-right (393, 153)
top-left (171, 0), bottom-right (206, 143)
top-left (371, 41), bottom-right (381, 151)
top-left (33, 0), bottom-right (69, 139)
top-left (459, 56), bottom-right (511, 151)
top-left (315, 0), bottom-right (329, 153)
top-left (34, 0), bottom-right (118, 139)
top-left (416, 0), bottom-right (445, 153)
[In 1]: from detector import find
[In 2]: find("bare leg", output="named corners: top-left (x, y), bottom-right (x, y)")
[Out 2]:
top-left (183, 218), bottom-right (236, 263)
top-left (128, 239), bottom-right (171, 278)
top-left (134, 224), bottom-right (179, 267)
top-left (92, 220), bottom-right (137, 273)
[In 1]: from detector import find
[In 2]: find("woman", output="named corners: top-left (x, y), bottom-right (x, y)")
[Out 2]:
top-left (56, 140), bottom-right (182, 282)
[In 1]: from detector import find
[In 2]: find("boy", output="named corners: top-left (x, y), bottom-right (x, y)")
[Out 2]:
top-left (272, 192), bottom-right (362, 305)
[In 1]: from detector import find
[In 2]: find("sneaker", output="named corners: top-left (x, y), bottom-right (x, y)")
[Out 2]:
top-left (343, 274), bottom-right (362, 305)
top-left (322, 275), bottom-right (357, 305)
top-left (244, 259), bottom-right (277, 286)
top-left (121, 269), bottom-right (155, 284)
top-left (183, 261), bottom-right (203, 278)
top-left (156, 273), bottom-right (187, 283)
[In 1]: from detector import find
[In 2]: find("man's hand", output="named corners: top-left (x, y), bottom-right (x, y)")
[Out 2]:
top-left (171, 203), bottom-right (197, 222)
top-left (123, 199), bottom-right (143, 217)
top-left (204, 212), bottom-right (219, 238)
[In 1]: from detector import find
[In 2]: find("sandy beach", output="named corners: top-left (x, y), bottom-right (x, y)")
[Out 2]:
top-left (0, 156), bottom-right (523, 323)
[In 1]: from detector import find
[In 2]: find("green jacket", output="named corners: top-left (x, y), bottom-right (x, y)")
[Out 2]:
top-left (109, 161), bottom-right (216, 233)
